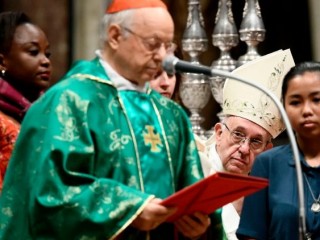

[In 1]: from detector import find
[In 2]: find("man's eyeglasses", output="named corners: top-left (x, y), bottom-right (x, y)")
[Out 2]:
top-left (122, 27), bottom-right (176, 54)
top-left (223, 123), bottom-right (268, 152)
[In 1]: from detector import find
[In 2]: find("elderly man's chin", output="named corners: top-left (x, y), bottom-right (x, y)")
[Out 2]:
top-left (226, 163), bottom-right (248, 175)
top-left (145, 67), bottom-right (159, 78)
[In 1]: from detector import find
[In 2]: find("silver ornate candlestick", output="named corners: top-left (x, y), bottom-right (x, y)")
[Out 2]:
top-left (237, 0), bottom-right (266, 67)
top-left (210, 0), bottom-right (239, 121)
top-left (211, 0), bottom-right (238, 72)
top-left (180, 0), bottom-right (210, 138)
top-left (181, 0), bottom-right (208, 62)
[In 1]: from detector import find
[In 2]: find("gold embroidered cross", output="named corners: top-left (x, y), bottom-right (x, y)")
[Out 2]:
top-left (143, 125), bottom-right (162, 152)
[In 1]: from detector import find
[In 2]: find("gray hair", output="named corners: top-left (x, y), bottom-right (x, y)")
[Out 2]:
top-left (99, 9), bottom-right (135, 48)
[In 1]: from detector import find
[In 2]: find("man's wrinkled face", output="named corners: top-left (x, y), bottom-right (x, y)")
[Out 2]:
top-left (110, 8), bottom-right (174, 86)
top-left (215, 116), bottom-right (272, 174)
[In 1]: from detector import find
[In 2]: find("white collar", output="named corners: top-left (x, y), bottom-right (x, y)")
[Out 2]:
top-left (95, 49), bottom-right (148, 93)
top-left (208, 143), bottom-right (226, 174)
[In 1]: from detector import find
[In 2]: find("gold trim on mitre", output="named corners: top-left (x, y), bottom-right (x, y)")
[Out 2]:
top-left (222, 49), bottom-right (295, 138)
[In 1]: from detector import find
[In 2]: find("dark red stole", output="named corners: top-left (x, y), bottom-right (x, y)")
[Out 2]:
top-left (0, 77), bottom-right (31, 123)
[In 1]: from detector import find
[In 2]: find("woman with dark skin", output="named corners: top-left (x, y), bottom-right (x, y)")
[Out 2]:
top-left (0, 11), bottom-right (52, 122)
top-left (0, 11), bottom-right (52, 191)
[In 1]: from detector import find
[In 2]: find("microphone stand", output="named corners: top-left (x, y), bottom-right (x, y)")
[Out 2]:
top-left (208, 68), bottom-right (307, 240)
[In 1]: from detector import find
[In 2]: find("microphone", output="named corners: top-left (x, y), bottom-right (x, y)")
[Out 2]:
top-left (163, 55), bottom-right (307, 239)
top-left (162, 55), bottom-right (212, 76)
top-left (162, 55), bottom-right (249, 80)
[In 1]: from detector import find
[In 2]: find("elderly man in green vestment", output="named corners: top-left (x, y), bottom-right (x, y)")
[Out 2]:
top-left (0, 0), bottom-right (213, 239)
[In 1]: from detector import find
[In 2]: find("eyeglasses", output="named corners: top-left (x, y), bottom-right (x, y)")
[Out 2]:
top-left (122, 27), bottom-right (176, 53)
top-left (223, 123), bottom-right (267, 152)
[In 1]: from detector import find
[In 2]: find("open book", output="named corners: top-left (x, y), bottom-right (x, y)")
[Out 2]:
top-left (161, 172), bottom-right (268, 222)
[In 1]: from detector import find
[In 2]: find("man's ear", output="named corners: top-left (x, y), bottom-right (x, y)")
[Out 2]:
top-left (214, 122), bottom-right (223, 141)
top-left (107, 24), bottom-right (123, 49)
top-left (264, 141), bottom-right (273, 151)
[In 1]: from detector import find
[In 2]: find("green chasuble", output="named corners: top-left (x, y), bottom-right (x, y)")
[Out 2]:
top-left (0, 58), bottom-right (204, 240)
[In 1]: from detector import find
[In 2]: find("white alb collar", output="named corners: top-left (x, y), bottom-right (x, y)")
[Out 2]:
top-left (95, 49), bottom-right (148, 93)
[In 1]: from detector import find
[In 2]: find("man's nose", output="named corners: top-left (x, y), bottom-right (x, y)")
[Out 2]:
top-left (154, 44), bottom-right (167, 61)
top-left (238, 139), bottom-right (251, 153)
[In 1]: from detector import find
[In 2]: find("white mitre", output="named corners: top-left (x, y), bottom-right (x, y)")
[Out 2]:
top-left (222, 49), bottom-right (295, 138)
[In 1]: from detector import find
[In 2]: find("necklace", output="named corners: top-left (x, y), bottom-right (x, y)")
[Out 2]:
top-left (303, 173), bottom-right (320, 213)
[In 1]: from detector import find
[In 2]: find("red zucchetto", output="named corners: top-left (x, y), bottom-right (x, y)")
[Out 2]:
top-left (106, 0), bottom-right (167, 13)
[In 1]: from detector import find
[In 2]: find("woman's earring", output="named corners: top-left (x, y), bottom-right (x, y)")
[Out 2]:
top-left (1, 69), bottom-right (5, 77)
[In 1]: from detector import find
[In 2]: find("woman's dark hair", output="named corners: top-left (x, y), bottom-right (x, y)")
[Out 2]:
top-left (0, 11), bottom-right (32, 54)
top-left (282, 61), bottom-right (320, 103)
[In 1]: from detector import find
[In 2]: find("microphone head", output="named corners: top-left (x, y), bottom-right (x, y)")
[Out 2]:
top-left (162, 55), bottom-right (179, 76)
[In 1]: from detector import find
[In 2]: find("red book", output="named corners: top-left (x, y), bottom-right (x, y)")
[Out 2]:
top-left (161, 172), bottom-right (268, 222)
